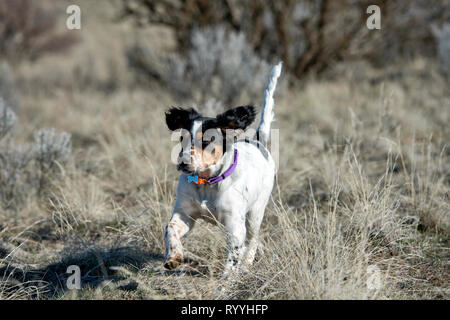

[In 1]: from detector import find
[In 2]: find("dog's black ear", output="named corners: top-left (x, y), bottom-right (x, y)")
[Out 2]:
top-left (216, 106), bottom-right (256, 130)
top-left (165, 107), bottom-right (200, 131)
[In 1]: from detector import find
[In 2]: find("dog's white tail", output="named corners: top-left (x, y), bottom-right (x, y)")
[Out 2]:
top-left (257, 62), bottom-right (282, 146)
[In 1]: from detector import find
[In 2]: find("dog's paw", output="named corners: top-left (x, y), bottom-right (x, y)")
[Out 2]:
top-left (164, 256), bottom-right (183, 270)
top-left (164, 260), bottom-right (179, 270)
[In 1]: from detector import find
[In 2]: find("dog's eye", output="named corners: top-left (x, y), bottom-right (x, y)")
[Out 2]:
top-left (210, 136), bottom-right (215, 142)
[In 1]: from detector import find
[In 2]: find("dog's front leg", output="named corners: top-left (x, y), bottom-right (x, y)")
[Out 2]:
top-left (164, 212), bottom-right (194, 270)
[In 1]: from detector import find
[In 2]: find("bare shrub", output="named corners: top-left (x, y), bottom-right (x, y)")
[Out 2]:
top-left (0, 103), bottom-right (72, 210)
top-left (0, 144), bottom-right (35, 210)
top-left (0, 101), bottom-right (33, 208)
top-left (122, 0), bottom-right (450, 79)
top-left (128, 26), bottom-right (273, 105)
top-left (0, 0), bottom-right (79, 61)
top-left (34, 129), bottom-right (72, 172)
top-left (432, 23), bottom-right (450, 73)
top-left (0, 97), bottom-right (16, 140)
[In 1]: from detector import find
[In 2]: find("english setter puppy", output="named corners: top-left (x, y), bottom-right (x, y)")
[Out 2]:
top-left (163, 63), bottom-right (282, 273)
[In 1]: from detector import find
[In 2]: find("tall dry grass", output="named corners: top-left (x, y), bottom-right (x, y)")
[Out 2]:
top-left (0, 1), bottom-right (448, 300)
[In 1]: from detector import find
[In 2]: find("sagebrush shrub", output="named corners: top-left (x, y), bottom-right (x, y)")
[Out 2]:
top-left (122, 0), bottom-right (449, 79)
top-left (0, 100), bottom-right (30, 208)
top-left (0, 97), bottom-right (16, 139)
top-left (128, 26), bottom-right (276, 105)
top-left (165, 26), bottom-right (272, 105)
top-left (432, 23), bottom-right (450, 72)
top-left (0, 100), bottom-right (72, 210)
top-left (0, 144), bottom-right (35, 209)
top-left (34, 128), bottom-right (72, 171)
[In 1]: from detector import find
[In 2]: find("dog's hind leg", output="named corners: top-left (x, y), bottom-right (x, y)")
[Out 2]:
top-left (223, 212), bottom-right (247, 275)
top-left (244, 184), bottom-right (273, 266)
top-left (244, 206), bottom-right (266, 265)
top-left (164, 212), bottom-right (195, 270)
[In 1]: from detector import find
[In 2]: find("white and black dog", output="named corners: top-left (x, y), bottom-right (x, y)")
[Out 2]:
top-left (163, 63), bottom-right (282, 273)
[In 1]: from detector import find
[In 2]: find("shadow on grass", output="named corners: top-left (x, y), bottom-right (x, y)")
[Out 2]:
top-left (0, 245), bottom-right (164, 299)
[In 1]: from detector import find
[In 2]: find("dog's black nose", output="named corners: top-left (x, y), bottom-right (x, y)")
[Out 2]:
top-left (177, 163), bottom-right (193, 175)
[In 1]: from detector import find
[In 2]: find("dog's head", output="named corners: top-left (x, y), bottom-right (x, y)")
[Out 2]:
top-left (165, 105), bottom-right (256, 177)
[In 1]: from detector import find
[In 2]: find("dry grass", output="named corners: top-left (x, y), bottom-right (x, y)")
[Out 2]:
top-left (0, 1), bottom-right (448, 300)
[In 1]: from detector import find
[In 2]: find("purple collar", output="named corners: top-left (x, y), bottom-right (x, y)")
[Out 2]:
top-left (187, 149), bottom-right (239, 185)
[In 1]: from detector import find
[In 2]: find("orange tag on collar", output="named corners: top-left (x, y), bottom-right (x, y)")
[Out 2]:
top-left (187, 175), bottom-right (208, 184)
